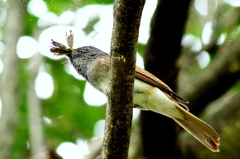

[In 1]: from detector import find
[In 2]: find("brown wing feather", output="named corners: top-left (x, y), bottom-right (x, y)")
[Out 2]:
top-left (135, 66), bottom-right (188, 103)
top-left (102, 57), bottom-right (188, 103)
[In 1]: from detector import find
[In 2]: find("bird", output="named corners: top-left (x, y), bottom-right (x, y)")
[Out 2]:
top-left (50, 39), bottom-right (220, 152)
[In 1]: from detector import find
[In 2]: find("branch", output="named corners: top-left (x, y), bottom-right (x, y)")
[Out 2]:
top-left (0, 0), bottom-right (26, 158)
top-left (101, 0), bottom-right (145, 158)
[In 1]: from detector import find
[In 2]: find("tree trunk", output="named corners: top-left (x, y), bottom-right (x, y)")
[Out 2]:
top-left (141, 0), bottom-right (191, 158)
top-left (0, 0), bottom-right (26, 158)
top-left (101, 0), bottom-right (145, 158)
top-left (27, 52), bottom-right (49, 159)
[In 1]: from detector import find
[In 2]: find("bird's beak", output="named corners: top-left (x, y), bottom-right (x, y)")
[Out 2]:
top-left (50, 39), bottom-right (77, 56)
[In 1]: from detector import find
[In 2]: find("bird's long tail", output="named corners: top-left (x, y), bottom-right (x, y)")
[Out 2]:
top-left (173, 107), bottom-right (220, 152)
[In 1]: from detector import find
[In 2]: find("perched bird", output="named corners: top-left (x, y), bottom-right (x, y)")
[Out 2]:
top-left (50, 39), bottom-right (220, 152)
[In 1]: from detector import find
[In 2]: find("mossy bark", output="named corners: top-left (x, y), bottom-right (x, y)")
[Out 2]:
top-left (101, 0), bottom-right (145, 158)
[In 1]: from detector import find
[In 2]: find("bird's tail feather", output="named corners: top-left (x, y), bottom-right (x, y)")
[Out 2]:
top-left (173, 108), bottom-right (220, 152)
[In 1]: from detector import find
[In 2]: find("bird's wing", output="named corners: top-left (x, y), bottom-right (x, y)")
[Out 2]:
top-left (135, 66), bottom-right (188, 103)
top-left (101, 57), bottom-right (188, 103)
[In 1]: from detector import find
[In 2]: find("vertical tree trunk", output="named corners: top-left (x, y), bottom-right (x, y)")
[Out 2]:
top-left (101, 0), bottom-right (145, 158)
top-left (27, 52), bottom-right (49, 159)
top-left (141, 0), bottom-right (191, 158)
top-left (0, 0), bottom-right (26, 158)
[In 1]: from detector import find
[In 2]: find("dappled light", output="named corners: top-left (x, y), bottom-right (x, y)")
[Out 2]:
top-left (217, 33), bottom-right (227, 45)
top-left (182, 34), bottom-right (202, 52)
top-left (202, 21), bottom-right (214, 45)
top-left (56, 141), bottom-right (89, 159)
top-left (42, 116), bottom-right (52, 125)
top-left (0, 98), bottom-right (2, 119)
top-left (64, 64), bottom-right (86, 80)
top-left (224, 0), bottom-right (240, 7)
top-left (28, 0), bottom-right (48, 18)
top-left (0, 59), bottom-right (3, 74)
top-left (1, 0), bottom-right (240, 158)
top-left (196, 51), bottom-right (211, 69)
top-left (17, 36), bottom-right (38, 59)
top-left (194, 0), bottom-right (209, 16)
top-left (0, 5), bottom-right (7, 27)
top-left (84, 82), bottom-right (106, 106)
top-left (35, 71), bottom-right (54, 99)
top-left (93, 119), bottom-right (105, 138)
top-left (0, 41), bottom-right (5, 55)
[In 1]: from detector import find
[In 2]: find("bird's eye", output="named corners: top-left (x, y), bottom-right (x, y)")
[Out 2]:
top-left (81, 47), bottom-right (90, 53)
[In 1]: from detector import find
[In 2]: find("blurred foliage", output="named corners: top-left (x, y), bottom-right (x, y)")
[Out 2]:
top-left (44, 58), bottom-right (105, 144)
top-left (43, 0), bottom-right (114, 14)
top-left (44, 0), bottom-right (83, 14)
top-left (11, 60), bottom-right (30, 159)
top-left (1, 0), bottom-right (240, 158)
top-left (23, 14), bottom-right (38, 36)
top-left (7, 0), bottom-right (112, 158)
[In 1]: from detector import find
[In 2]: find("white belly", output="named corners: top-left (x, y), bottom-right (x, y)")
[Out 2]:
top-left (133, 79), bottom-right (184, 119)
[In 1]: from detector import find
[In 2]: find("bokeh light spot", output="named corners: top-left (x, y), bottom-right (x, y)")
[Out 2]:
top-left (202, 21), bottom-right (213, 45)
top-left (84, 82), bottom-right (106, 106)
top-left (35, 72), bottom-right (54, 99)
top-left (57, 141), bottom-right (89, 159)
top-left (0, 59), bottom-right (3, 74)
top-left (196, 51), bottom-right (210, 69)
top-left (28, 0), bottom-right (48, 17)
top-left (93, 120), bottom-right (105, 138)
top-left (17, 36), bottom-right (38, 59)
top-left (0, 98), bottom-right (2, 119)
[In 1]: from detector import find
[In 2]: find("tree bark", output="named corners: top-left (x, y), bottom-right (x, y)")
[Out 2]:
top-left (101, 0), bottom-right (145, 158)
top-left (0, 0), bottom-right (26, 158)
top-left (141, 0), bottom-right (191, 158)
